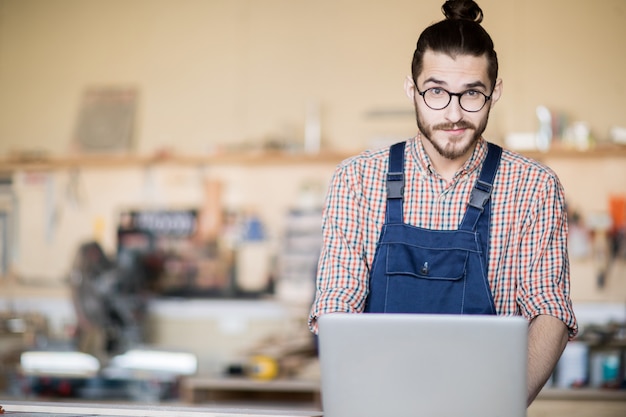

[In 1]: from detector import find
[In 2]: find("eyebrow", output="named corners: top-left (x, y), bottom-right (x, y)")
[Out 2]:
top-left (422, 77), bottom-right (488, 91)
top-left (464, 81), bottom-right (488, 90)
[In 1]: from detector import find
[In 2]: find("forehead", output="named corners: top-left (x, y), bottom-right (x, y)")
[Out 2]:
top-left (418, 50), bottom-right (490, 88)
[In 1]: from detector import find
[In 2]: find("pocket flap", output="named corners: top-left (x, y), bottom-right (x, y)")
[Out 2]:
top-left (385, 243), bottom-right (468, 281)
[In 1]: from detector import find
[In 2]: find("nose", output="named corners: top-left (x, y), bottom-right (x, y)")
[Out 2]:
top-left (443, 95), bottom-right (464, 123)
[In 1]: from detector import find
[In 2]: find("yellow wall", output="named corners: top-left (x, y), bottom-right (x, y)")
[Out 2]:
top-left (1, 0), bottom-right (626, 296)
top-left (0, 0), bottom-right (625, 156)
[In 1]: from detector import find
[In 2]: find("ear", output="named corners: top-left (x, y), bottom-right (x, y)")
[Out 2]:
top-left (404, 76), bottom-right (416, 100)
top-left (489, 78), bottom-right (503, 108)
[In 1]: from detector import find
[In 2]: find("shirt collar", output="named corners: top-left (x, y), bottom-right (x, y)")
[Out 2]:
top-left (409, 134), bottom-right (488, 180)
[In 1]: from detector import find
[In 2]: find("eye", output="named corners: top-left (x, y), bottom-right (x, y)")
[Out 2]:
top-left (428, 88), bottom-right (445, 96)
top-left (464, 90), bottom-right (481, 98)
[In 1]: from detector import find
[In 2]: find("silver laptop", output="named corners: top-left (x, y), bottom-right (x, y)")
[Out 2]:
top-left (317, 313), bottom-right (528, 417)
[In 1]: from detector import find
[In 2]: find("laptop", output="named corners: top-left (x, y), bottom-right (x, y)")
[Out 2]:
top-left (317, 313), bottom-right (528, 417)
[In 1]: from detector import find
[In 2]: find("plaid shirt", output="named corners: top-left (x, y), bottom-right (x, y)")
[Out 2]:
top-left (308, 136), bottom-right (578, 338)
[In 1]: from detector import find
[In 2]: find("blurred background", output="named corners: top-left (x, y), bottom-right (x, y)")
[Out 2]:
top-left (0, 0), bottom-right (625, 414)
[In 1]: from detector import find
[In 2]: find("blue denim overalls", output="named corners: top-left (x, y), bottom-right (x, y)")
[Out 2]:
top-left (364, 141), bottom-right (502, 314)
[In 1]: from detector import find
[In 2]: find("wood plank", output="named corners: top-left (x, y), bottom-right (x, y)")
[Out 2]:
top-left (0, 400), bottom-right (322, 417)
top-left (2, 145), bottom-right (626, 171)
top-left (529, 399), bottom-right (626, 417)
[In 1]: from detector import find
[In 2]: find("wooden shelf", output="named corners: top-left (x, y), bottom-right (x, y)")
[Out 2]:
top-left (0, 151), bottom-right (351, 172)
top-left (1, 144), bottom-right (625, 172)
top-left (522, 144), bottom-right (626, 160)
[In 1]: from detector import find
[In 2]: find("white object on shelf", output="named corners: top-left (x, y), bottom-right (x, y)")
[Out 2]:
top-left (20, 351), bottom-right (100, 377)
top-left (236, 241), bottom-right (272, 292)
top-left (610, 126), bottom-right (626, 144)
top-left (108, 348), bottom-right (197, 376)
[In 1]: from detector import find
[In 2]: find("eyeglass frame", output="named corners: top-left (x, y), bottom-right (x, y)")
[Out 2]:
top-left (415, 85), bottom-right (493, 113)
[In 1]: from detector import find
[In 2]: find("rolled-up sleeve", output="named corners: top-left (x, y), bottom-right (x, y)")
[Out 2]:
top-left (516, 175), bottom-right (578, 339)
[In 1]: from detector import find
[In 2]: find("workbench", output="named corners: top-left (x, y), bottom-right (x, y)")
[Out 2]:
top-left (0, 401), bottom-right (323, 417)
top-left (180, 377), bottom-right (321, 405)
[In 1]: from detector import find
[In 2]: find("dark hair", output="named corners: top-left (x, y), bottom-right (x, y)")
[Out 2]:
top-left (411, 0), bottom-right (498, 88)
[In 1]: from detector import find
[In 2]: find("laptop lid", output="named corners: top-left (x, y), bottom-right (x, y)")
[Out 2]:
top-left (317, 313), bottom-right (528, 417)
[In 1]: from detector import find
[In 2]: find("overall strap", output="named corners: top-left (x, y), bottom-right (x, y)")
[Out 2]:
top-left (385, 141), bottom-right (406, 224)
top-left (459, 142), bottom-right (503, 231)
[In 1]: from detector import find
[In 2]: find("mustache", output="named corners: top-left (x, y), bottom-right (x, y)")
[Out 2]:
top-left (433, 121), bottom-right (475, 130)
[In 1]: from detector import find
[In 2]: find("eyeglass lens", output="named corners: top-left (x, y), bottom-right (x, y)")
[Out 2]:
top-left (423, 88), bottom-right (488, 112)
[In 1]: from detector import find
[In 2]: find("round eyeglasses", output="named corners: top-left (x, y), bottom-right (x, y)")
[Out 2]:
top-left (416, 87), bottom-right (492, 112)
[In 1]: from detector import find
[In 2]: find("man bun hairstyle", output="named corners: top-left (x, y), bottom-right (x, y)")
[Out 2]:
top-left (441, 0), bottom-right (483, 22)
top-left (412, 0), bottom-right (498, 88)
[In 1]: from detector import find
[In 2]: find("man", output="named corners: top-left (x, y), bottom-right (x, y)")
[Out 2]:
top-left (308, 0), bottom-right (577, 406)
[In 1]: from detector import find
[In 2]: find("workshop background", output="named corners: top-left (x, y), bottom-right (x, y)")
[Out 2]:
top-left (0, 0), bottom-right (625, 414)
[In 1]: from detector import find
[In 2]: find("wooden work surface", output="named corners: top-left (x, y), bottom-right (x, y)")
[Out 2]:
top-left (180, 377), bottom-right (321, 405)
top-left (2, 395), bottom-right (626, 417)
top-left (0, 401), bottom-right (323, 417)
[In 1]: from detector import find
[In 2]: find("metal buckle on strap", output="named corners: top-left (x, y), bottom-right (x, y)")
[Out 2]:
top-left (468, 180), bottom-right (492, 210)
top-left (386, 172), bottom-right (404, 199)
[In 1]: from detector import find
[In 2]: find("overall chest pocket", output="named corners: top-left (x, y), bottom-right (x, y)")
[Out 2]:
top-left (385, 243), bottom-right (470, 281)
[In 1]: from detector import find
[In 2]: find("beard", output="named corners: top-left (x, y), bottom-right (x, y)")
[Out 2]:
top-left (414, 100), bottom-right (490, 160)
